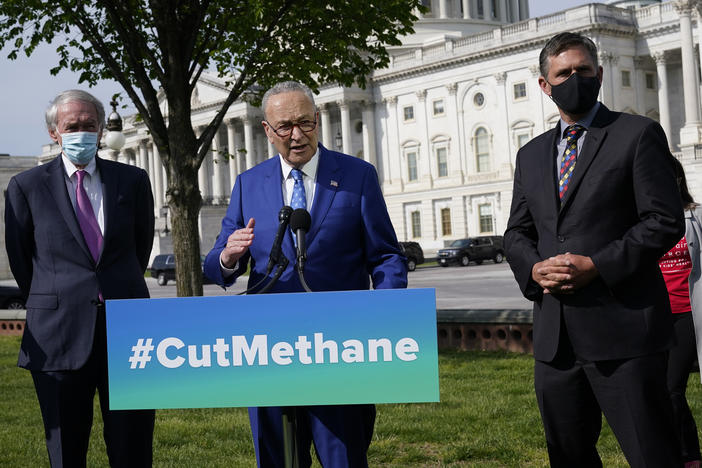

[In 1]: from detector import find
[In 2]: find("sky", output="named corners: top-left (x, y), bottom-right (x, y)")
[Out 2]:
top-left (0, 0), bottom-right (603, 156)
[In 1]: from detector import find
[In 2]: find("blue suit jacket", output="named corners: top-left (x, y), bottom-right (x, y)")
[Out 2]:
top-left (204, 144), bottom-right (407, 293)
top-left (4, 156), bottom-right (155, 371)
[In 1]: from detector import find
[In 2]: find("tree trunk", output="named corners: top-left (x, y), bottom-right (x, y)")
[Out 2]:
top-left (164, 126), bottom-right (204, 297)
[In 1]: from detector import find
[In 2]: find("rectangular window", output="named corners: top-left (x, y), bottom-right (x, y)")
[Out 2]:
top-left (479, 204), bottom-right (493, 233)
top-left (621, 70), bottom-right (631, 88)
top-left (513, 82), bottom-right (527, 100)
top-left (411, 211), bottom-right (421, 238)
top-left (646, 72), bottom-right (656, 90)
top-left (441, 207), bottom-right (452, 236)
top-left (517, 133), bottom-right (530, 148)
top-left (436, 147), bottom-right (448, 177)
top-left (403, 105), bottom-right (414, 121)
top-left (432, 99), bottom-right (445, 116)
top-left (407, 151), bottom-right (418, 181)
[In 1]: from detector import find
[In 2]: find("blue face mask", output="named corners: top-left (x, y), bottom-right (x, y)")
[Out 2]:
top-left (59, 131), bottom-right (98, 165)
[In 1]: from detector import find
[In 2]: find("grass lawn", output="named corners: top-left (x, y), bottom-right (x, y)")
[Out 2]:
top-left (2, 335), bottom-right (701, 466)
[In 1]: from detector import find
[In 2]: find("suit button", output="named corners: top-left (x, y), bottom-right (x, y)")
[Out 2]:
top-left (557, 235), bottom-right (565, 242)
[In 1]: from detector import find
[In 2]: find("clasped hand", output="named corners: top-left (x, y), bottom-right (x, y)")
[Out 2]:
top-left (531, 252), bottom-right (598, 295)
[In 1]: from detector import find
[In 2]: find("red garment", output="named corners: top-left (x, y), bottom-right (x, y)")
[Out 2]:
top-left (659, 237), bottom-right (692, 314)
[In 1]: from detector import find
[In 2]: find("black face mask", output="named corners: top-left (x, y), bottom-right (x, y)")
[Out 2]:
top-left (548, 72), bottom-right (601, 115)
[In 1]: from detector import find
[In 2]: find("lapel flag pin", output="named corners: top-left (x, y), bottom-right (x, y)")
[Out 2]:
top-left (330, 180), bottom-right (338, 187)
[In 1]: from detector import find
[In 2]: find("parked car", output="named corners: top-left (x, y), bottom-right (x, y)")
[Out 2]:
top-left (399, 241), bottom-right (425, 272)
top-left (0, 285), bottom-right (27, 309)
top-left (438, 236), bottom-right (505, 267)
top-left (149, 254), bottom-right (213, 286)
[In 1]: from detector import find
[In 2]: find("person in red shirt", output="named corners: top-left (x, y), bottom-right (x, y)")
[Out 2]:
top-left (660, 158), bottom-right (701, 468)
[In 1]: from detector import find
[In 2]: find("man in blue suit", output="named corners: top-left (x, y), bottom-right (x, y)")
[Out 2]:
top-left (5, 90), bottom-right (155, 467)
top-left (204, 81), bottom-right (407, 467)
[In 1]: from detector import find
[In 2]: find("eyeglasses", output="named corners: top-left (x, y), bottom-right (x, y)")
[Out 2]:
top-left (265, 119), bottom-right (317, 138)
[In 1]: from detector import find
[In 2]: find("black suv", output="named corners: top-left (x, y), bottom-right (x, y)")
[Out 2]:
top-left (149, 254), bottom-right (213, 286)
top-left (438, 236), bottom-right (504, 267)
top-left (399, 241), bottom-right (424, 272)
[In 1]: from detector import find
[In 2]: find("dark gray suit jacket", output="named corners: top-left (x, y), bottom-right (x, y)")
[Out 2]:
top-left (5, 155), bottom-right (154, 371)
top-left (504, 105), bottom-right (684, 362)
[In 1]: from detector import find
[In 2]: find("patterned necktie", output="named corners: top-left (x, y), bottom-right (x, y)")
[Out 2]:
top-left (558, 124), bottom-right (585, 201)
top-left (290, 168), bottom-right (307, 210)
top-left (75, 170), bottom-right (103, 262)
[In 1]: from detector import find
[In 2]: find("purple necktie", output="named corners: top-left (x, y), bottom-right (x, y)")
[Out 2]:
top-left (75, 170), bottom-right (103, 262)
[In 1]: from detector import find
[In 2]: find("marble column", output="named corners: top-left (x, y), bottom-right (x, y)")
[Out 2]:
top-left (152, 142), bottom-right (164, 212)
top-left (482, 0), bottom-right (491, 19)
top-left (384, 96), bottom-right (399, 187)
top-left (339, 101), bottom-right (352, 155)
top-left (499, 0), bottom-right (508, 22)
top-left (146, 142), bottom-right (156, 202)
top-left (633, 56), bottom-right (647, 116)
top-left (138, 139), bottom-right (148, 172)
top-left (211, 128), bottom-right (224, 204)
top-left (226, 120), bottom-right (238, 194)
top-left (439, 0), bottom-right (448, 18)
top-left (675, 0), bottom-right (702, 145)
top-left (510, 0), bottom-right (519, 22)
top-left (653, 52), bottom-right (672, 145)
top-left (446, 83), bottom-right (463, 179)
top-left (243, 117), bottom-right (255, 171)
top-left (320, 103), bottom-right (332, 149)
top-left (462, 0), bottom-right (471, 19)
top-left (361, 100), bottom-right (377, 166)
top-left (518, 0), bottom-right (528, 20)
top-left (195, 127), bottom-right (210, 203)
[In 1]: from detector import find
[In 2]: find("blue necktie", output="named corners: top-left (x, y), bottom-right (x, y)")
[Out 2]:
top-left (290, 168), bottom-right (307, 210)
top-left (558, 124), bottom-right (585, 202)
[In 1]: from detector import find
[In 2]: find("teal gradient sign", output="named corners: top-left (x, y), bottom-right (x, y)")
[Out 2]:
top-left (106, 288), bottom-right (438, 409)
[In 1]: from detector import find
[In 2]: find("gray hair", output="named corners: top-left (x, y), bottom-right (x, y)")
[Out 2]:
top-left (539, 32), bottom-right (599, 78)
top-left (261, 81), bottom-right (316, 119)
top-left (45, 89), bottom-right (106, 132)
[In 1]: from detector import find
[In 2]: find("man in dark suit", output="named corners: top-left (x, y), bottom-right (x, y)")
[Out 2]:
top-left (203, 81), bottom-right (407, 467)
top-left (504, 33), bottom-right (684, 466)
top-left (5, 89), bottom-right (155, 467)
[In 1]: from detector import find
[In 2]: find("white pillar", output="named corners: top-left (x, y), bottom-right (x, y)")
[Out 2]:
top-left (320, 103), bottom-right (332, 149)
top-left (226, 120), bottom-right (238, 194)
top-left (519, 0), bottom-right (528, 20)
top-left (462, 0), bottom-right (471, 19)
top-left (152, 142), bottom-right (164, 212)
top-left (439, 0), bottom-right (448, 18)
top-left (499, 0), bottom-right (508, 22)
top-left (138, 139), bottom-right (148, 171)
top-left (482, 0), bottom-right (491, 19)
top-left (361, 101), bottom-right (377, 166)
top-left (196, 127), bottom-right (209, 203)
top-left (339, 101), bottom-right (352, 155)
top-left (146, 142), bottom-right (156, 202)
top-left (677, 2), bottom-right (701, 125)
top-left (510, 0), bottom-right (519, 21)
top-left (385, 96), bottom-right (400, 186)
top-left (243, 117), bottom-right (255, 170)
top-left (633, 56), bottom-right (647, 116)
top-left (653, 52), bottom-right (672, 146)
top-left (212, 128), bottom-right (224, 204)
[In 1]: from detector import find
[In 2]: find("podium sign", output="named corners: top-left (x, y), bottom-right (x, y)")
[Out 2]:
top-left (106, 288), bottom-right (438, 409)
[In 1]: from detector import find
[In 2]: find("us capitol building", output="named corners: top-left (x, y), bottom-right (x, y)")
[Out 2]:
top-left (2, 0), bottom-right (700, 277)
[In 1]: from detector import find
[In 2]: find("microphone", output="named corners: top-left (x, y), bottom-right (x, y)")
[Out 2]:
top-left (290, 208), bottom-right (311, 269)
top-left (266, 206), bottom-right (293, 275)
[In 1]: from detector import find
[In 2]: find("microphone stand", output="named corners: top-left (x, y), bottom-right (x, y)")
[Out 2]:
top-left (244, 254), bottom-right (299, 467)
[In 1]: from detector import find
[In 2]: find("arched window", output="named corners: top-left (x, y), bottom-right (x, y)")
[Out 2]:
top-left (475, 127), bottom-right (491, 173)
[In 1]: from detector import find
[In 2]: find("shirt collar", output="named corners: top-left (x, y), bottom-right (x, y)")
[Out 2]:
top-left (559, 101), bottom-right (601, 140)
top-left (279, 147), bottom-right (320, 182)
top-left (62, 154), bottom-right (98, 179)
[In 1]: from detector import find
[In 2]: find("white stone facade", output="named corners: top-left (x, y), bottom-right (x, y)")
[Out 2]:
top-left (32, 0), bottom-right (702, 261)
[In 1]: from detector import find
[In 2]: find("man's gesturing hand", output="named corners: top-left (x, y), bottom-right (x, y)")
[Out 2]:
top-left (220, 218), bottom-right (255, 269)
